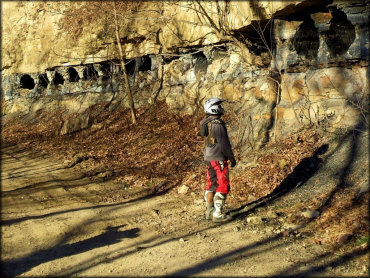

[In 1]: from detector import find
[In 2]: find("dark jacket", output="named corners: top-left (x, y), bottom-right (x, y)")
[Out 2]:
top-left (200, 115), bottom-right (235, 162)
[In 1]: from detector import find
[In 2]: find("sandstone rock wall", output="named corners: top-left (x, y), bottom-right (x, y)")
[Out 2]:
top-left (1, 1), bottom-right (300, 74)
top-left (1, 0), bottom-right (369, 151)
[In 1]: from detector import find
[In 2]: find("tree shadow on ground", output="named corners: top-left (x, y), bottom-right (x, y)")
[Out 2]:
top-left (166, 125), bottom-right (367, 276)
top-left (229, 143), bottom-right (329, 218)
top-left (2, 119), bottom-right (367, 276)
top-left (1, 225), bottom-right (140, 277)
top-left (271, 245), bottom-right (369, 277)
top-left (1, 185), bottom-right (165, 226)
top-left (54, 222), bottom-right (224, 276)
top-left (231, 118), bottom-right (366, 222)
top-left (315, 120), bottom-right (366, 211)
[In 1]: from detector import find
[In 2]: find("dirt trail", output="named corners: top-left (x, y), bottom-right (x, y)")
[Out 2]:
top-left (1, 145), bottom-right (367, 277)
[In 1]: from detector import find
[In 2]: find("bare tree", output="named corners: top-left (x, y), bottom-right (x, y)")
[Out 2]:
top-left (112, 0), bottom-right (137, 123)
top-left (59, 1), bottom-right (146, 124)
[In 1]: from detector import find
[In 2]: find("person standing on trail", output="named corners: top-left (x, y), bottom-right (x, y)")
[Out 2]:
top-left (200, 97), bottom-right (236, 222)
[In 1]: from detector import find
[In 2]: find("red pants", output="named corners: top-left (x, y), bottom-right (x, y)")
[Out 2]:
top-left (206, 161), bottom-right (230, 194)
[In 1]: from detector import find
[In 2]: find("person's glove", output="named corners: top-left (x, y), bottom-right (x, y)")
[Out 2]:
top-left (229, 157), bottom-right (236, 168)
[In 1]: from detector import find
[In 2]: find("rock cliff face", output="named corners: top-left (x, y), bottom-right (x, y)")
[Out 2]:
top-left (1, 0), bottom-right (369, 152)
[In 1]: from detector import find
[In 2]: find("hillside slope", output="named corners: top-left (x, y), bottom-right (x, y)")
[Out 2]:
top-left (1, 116), bottom-right (368, 276)
top-left (2, 102), bottom-right (368, 248)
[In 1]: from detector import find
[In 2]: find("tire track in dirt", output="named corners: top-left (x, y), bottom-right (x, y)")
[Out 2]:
top-left (2, 145), bottom-right (113, 211)
top-left (1, 145), bottom-right (159, 275)
top-left (1, 145), bottom-right (368, 277)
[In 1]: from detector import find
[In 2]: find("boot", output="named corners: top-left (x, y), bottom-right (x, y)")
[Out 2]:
top-left (205, 191), bottom-right (214, 220)
top-left (213, 192), bottom-right (232, 222)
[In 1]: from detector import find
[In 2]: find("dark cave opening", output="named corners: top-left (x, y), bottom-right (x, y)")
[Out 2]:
top-left (99, 62), bottom-right (113, 81)
top-left (68, 67), bottom-right (80, 82)
top-left (53, 72), bottom-right (64, 85)
top-left (137, 55), bottom-right (152, 72)
top-left (325, 8), bottom-right (356, 56)
top-left (20, 74), bottom-right (35, 90)
top-left (125, 59), bottom-right (136, 75)
top-left (233, 20), bottom-right (272, 56)
top-left (83, 65), bottom-right (99, 81)
top-left (293, 17), bottom-right (320, 60)
top-left (192, 51), bottom-right (208, 73)
top-left (38, 74), bottom-right (49, 88)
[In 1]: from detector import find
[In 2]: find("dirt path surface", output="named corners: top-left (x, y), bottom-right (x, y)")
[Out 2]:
top-left (1, 145), bottom-right (368, 277)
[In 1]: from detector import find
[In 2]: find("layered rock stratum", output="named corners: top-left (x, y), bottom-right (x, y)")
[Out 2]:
top-left (1, 0), bottom-right (369, 151)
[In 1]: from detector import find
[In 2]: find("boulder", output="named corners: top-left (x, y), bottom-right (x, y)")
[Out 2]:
top-left (266, 210), bottom-right (279, 219)
top-left (301, 210), bottom-right (320, 218)
top-left (246, 216), bottom-right (263, 224)
top-left (178, 185), bottom-right (189, 195)
top-left (336, 233), bottom-right (352, 244)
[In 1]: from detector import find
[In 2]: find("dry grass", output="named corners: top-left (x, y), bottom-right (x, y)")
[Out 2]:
top-left (2, 101), bottom-right (368, 246)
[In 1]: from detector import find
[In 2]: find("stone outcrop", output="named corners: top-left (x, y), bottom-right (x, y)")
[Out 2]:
top-left (0, 1), bottom-right (301, 74)
top-left (1, 1), bottom-right (369, 144)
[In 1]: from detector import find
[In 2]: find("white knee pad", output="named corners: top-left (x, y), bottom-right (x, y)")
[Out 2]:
top-left (213, 192), bottom-right (226, 216)
top-left (214, 192), bottom-right (225, 202)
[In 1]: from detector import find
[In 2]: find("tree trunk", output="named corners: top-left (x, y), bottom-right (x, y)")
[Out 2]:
top-left (113, 1), bottom-right (137, 124)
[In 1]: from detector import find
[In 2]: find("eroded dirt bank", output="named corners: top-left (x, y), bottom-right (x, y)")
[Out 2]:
top-left (1, 144), bottom-right (368, 277)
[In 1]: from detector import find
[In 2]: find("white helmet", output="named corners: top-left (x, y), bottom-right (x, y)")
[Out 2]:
top-left (204, 97), bottom-right (225, 115)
